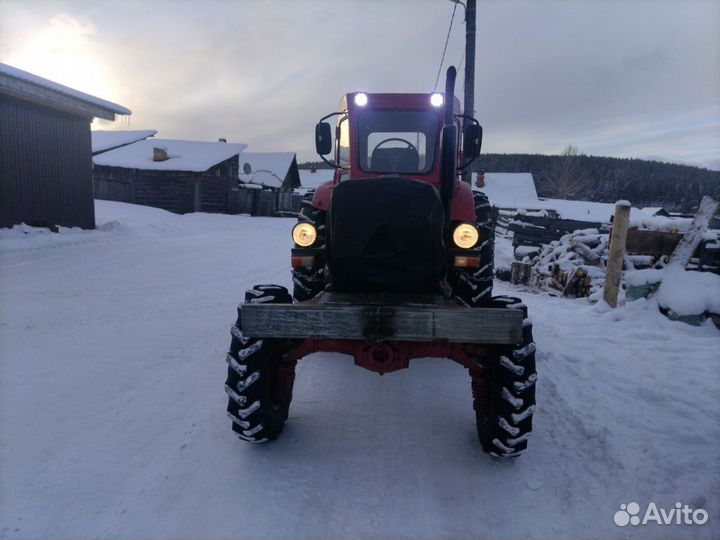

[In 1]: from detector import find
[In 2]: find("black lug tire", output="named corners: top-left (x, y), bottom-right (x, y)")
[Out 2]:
top-left (225, 284), bottom-right (295, 443)
top-left (453, 191), bottom-right (495, 306)
top-left (292, 193), bottom-right (327, 302)
top-left (476, 296), bottom-right (536, 457)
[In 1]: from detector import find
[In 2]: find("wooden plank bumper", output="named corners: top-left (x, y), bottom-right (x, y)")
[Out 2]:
top-left (239, 293), bottom-right (523, 345)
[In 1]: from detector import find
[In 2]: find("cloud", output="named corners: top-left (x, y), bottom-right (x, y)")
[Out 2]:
top-left (1, 0), bottom-right (718, 168)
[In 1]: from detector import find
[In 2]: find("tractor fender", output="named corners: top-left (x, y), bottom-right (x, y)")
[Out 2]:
top-left (450, 181), bottom-right (477, 222)
top-left (311, 180), bottom-right (335, 211)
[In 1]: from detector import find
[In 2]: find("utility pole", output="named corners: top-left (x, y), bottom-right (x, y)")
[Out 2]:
top-left (462, 0), bottom-right (476, 183)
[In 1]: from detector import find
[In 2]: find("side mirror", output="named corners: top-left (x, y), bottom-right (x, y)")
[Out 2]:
top-left (463, 124), bottom-right (482, 160)
top-left (315, 122), bottom-right (333, 156)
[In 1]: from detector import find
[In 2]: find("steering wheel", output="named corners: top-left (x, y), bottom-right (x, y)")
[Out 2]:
top-left (372, 137), bottom-right (418, 154)
top-left (371, 137), bottom-right (419, 171)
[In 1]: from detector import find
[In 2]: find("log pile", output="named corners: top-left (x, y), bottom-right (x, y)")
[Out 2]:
top-left (506, 223), bottom-right (720, 298)
top-left (509, 214), bottom-right (608, 249)
top-left (535, 230), bottom-right (606, 297)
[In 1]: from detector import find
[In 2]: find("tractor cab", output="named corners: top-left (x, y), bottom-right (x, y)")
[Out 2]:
top-left (314, 91), bottom-right (482, 213)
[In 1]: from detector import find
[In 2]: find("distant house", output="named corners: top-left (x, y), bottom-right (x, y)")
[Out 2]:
top-left (91, 130), bottom-right (157, 155)
top-left (298, 168), bottom-right (334, 191)
top-left (93, 139), bottom-right (246, 214)
top-left (641, 207), bottom-right (671, 218)
top-left (0, 63), bottom-right (130, 229)
top-left (238, 152), bottom-right (300, 192)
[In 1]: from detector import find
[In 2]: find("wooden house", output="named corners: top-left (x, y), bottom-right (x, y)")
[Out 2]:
top-left (93, 139), bottom-right (246, 214)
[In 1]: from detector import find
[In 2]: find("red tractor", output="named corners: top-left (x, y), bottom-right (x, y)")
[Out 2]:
top-left (224, 67), bottom-right (536, 457)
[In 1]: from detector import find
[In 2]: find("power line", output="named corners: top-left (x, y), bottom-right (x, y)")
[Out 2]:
top-left (433, 2), bottom-right (458, 92)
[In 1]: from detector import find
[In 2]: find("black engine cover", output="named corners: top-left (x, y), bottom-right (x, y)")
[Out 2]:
top-left (327, 176), bottom-right (446, 293)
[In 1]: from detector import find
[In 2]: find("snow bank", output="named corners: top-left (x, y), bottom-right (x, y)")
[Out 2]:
top-left (656, 268), bottom-right (720, 315)
top-left (0, 201), bottom-right (247, 255)
top-left (625, 268), bottom-right (664, 287)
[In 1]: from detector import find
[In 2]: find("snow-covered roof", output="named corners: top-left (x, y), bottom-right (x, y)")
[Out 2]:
top-left (238, 151), bottom-right (299, 188)
top-left (299, 168), bottom-right (334, 189)
top-left (473, 172), bottom-right (540, 208)
top-left (472, 172), bottom-right (647, 222)
top-left (93, 139), bottom-right (247, 172)
top-left (0, 63), bottom-right (130, 119)
top-left (537, 198), bottom-right (646, 222)
top-left (91, 130), bottom-right (157, 154)
top-left (238, 152), bottom-right (300, 189)
top-left (640, 207), bottom-right (669, 216)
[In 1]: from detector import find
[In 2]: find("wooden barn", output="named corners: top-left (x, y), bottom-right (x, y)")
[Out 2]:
top-left (237, 152), bottom-right (301, 192)
top-left (0, 63), bottom-right (130, 229)
top-left (93, 139), bottom-right (247, 214)
top-left (236, 151), bottom-right (303, 216)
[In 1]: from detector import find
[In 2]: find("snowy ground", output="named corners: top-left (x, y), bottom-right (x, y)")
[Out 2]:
top-left (1, 201), bottom-right (718, 539)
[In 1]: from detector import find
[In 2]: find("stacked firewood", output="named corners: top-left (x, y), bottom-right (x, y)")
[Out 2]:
top-left (511, 228), bottom-right (608, 298)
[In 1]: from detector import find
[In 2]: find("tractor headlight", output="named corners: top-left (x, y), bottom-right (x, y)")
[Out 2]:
top-left (292, 223), bottom-right (317, 247)
top-left (354, 92), bottom-right (368, 106)
top-left (430, 93), bottom-right (444, 107)
top-left (452, 223), bottom-right (479, 249)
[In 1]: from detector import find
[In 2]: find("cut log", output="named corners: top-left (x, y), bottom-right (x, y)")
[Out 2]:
top-left (562, 266), bottom-right (587, 297)
top-left (510, 261), bottom-right (533, 285)
top-left (570, 238), bottom-right (601, 266)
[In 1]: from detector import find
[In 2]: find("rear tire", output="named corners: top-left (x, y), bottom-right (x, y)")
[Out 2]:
top-left (452, 191), bottom-right (495, 306)
top-left (474, 296), bottom-right (536, 457)
top-left (225, 285), bottom-right (296, 442)
top-left (292, 192), bottom-right (327, 302)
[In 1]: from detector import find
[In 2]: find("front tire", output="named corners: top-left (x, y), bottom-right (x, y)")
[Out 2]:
top-left (225, 285), bottom-right (296, 442)
top-left (473, 296), bottom-right (536, 457)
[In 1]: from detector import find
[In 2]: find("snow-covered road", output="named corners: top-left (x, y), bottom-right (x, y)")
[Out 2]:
top-left (1, 201), bottom-right (718, 539)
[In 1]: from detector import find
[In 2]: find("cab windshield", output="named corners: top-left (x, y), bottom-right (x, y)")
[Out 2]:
top-left (357, 110), bottom-right (440, 174)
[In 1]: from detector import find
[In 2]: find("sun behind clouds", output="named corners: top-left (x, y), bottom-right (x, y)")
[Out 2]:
top-left (3, 14), bottom-right (119, 108)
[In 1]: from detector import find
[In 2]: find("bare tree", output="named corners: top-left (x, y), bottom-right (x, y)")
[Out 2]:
top-left (545, 144), bottom-right (589, 199)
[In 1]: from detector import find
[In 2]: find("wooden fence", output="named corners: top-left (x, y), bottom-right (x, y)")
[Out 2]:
top-left (231, 188), bottom-right (303, 217)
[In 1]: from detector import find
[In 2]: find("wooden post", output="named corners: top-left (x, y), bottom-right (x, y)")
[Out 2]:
top-left (603, 200), bottom-right (631, 307)
top-left (461, 0), bottom-right (476, 184)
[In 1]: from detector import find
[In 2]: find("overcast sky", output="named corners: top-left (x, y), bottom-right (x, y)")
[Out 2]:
top-left (1, 0), bottom-right (718, 169)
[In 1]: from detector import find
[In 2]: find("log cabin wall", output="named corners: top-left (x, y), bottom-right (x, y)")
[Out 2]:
top-left (94, 157), bottom-right (237, 214)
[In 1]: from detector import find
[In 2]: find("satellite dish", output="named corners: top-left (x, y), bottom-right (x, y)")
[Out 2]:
top-left (243, 162), bottom-right (252, 175)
